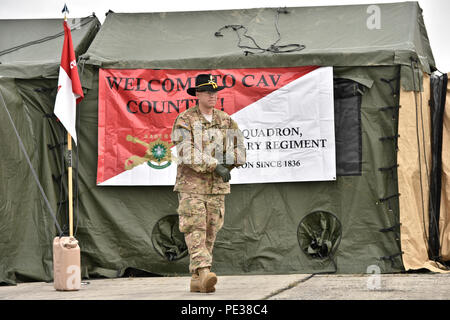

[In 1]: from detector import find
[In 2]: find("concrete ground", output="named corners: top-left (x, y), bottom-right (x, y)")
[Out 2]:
top-left (0, 273), bottom-right (449, 300)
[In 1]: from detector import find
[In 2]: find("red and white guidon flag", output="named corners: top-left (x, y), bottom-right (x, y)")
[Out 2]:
top-left (97, 66), bottom-right (335, 186)
top-left (54, 20), bottom-right (84, 144)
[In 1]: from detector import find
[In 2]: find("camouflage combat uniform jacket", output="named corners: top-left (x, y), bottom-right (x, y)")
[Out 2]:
top-left (171, 105), bottom-right (246, 194)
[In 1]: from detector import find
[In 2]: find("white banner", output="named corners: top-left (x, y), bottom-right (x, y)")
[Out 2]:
top-left (98, 66), bottom-right (335, 185)
top-left (230, 67), bottom-right (336, 183)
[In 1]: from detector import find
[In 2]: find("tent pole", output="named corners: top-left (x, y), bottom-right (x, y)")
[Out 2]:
top-left (68, 132), bottom-right (73, 237)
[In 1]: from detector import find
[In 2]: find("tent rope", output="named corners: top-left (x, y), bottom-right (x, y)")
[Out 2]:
top-left (379, 134), bottom-right (400, 151)
top-left (376, 193), bottom-right (401, 213)
top-left (378, 164), bottom-right (399, 172)
top-left (379, 105), bottom-right (401, 121)
top-left (378, 164), bottom-right (399, 180)
top-left (380, 77), bottom-right (400, 96)
top-left (379, 106), bottom-right (400, 111)
top-left (379, 252), bottom-right (403, 268)
top-left (377, 193), bottom-right (400, 202)
top-left (214, 8), bottom-right (305, 55)
top-left (0, 88), bottom-right (63, 236)
top-left (379, 223), bottom-right (401, 233)
top-left (379, 134), bottom-right (400, 141)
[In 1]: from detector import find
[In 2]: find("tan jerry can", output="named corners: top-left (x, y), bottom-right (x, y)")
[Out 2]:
top-left (53, 236), bottom-right (81, 291)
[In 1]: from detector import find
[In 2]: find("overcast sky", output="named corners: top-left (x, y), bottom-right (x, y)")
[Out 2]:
top-left (1, 0), bottom-right (449, 72)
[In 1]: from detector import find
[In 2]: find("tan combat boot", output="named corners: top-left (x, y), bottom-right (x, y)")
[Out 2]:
top-left (190, 273), bottom-right (200, 292)
top-left (197, 267), bottom-right (217, 293)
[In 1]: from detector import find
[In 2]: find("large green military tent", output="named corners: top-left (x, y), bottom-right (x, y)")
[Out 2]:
top-left (1, 2), bottom-right (449, 285)
top-left (0, 15), bottom-right (100, 284)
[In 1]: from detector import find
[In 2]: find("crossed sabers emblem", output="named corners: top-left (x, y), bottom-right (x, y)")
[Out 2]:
top-left (125, 135), bottom-right (175, 170)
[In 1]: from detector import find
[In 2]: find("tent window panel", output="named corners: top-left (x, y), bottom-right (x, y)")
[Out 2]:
top-left (334, 78), bottom-right (364, 176)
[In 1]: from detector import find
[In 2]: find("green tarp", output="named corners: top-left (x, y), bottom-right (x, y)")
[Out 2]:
top-left (0, 16), bottom-right (100, 78)
top-left (0, 2), bottom-right (437, 284)
top-left (82, 3), bottom-right (434, 73)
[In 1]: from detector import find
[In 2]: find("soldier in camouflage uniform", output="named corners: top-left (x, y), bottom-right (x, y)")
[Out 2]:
top-left (171, 74), bottom-right (246, 293)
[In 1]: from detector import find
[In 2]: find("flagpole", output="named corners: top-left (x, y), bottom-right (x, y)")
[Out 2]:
top-left (68, 134), bottom-right (73, 237)
top-left (63, 7), bottom-right (74, 238)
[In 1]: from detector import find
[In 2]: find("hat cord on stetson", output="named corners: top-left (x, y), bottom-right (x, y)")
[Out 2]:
top-left (197, 80), bottom-right (218, 89)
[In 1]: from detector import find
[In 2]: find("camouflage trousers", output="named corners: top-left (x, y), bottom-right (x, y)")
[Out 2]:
top-left (177, 192), bottom-right (225, 274)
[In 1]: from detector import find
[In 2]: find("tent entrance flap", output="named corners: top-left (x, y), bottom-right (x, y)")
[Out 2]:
top-left (398, 71), bottom-right (450, 273)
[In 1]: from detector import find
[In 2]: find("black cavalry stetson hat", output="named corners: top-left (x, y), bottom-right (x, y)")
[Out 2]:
top-left (187, 74), bottom-right (225, 96)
